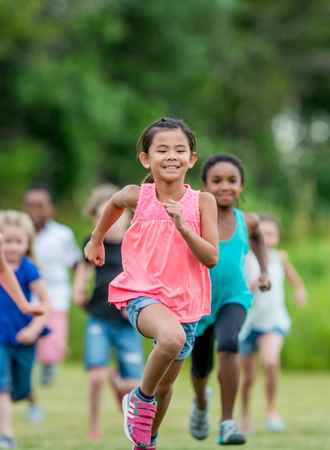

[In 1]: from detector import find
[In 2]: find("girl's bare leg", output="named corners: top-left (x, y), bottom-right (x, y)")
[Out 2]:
top-left (258, 333), bottom-right (283, 419)
top-left (137, 304), bottom-right (186, 396)
top-left (89, 367), bottom-right (108, 437)
top-left (240, 353), bottom-right (257, 433)
top-left (152, 360), bottom-right (183, 435)
top-left (0, 393), bottom-right (13, 437)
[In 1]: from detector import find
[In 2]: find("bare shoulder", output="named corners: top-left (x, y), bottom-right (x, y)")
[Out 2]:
top-left (278, 249), bottom-right (289, 262)
top-left (114, 185), bottom-right (140, 209)
top-left (199, 191), bottom-right (217, 211)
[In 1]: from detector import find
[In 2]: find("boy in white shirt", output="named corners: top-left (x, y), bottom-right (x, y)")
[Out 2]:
top-left (24, 186), bottom-right (81, 385)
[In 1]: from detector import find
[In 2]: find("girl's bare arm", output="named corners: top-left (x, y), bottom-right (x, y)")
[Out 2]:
top-left (245, 213), bottom-right (271, 291)
top-left (85, 185), bottom-right (139, 266)
top-left (164, 192), bottom-right (218, 267)
top-left (280, 251), bottom-right (307, 305)
top-left (16, 279), bottom-right (50, 344)
top-left (73, 261), bottom-right (94, 306)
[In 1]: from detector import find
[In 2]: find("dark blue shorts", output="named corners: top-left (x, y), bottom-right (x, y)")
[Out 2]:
top-left (0, 343), bottom-right (36, 401)
top-left (84, 316), bottom-right (144, 379)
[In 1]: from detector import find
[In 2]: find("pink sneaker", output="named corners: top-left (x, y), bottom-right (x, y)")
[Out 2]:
top-left (132, 446), bottom-right (156, 450)
top-left (122, 389), bottom-right (157, 447)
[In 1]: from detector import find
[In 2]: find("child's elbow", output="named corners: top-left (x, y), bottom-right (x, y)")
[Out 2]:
top-left (205, 248), bottom-right (218, 268)
top-left (206, 258), bottom-right (217, 268)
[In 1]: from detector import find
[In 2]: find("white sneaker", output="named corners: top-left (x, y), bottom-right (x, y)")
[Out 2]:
top-left (219, 420), bottom-right (246, 445)
top-left (266, 417), bottom-right (286, 432)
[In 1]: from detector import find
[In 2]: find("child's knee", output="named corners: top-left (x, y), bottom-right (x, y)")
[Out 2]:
top-left (218, 335), bottom-right (239, 354)
top-left (262, 359), bottom-right (278, 372)
top-left (89, 367), bottom-right (108, 386)
top-left (242, 372), bottom-right (255, 388)
top-left (158, 329), bottom-right (186, 358)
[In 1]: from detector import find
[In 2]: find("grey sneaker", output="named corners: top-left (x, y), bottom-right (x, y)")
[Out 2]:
top-left (218, 420), bottom-right (246, 445)
top-left (189, 387), bottom-right (212, 440)
top-left (0, 436), bottom-right (17, 449)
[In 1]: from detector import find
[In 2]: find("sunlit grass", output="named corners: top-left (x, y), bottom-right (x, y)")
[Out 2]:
top-left (15, 365), bottom-right (330, 450)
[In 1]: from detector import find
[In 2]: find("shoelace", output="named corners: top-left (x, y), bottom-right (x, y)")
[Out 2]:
top-left (192, 406), bottom-right (208, 424)
top-left (222, 422), bottom-right (239, 439)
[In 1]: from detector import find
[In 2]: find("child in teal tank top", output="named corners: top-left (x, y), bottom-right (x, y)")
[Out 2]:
top-left (189, 154), bottom-right (271, 446)
top-left (197, 208), bottom-right (252, 337)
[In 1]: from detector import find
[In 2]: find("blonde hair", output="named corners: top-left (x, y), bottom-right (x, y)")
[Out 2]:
top-left (259, 214), bottom-right (281, 231)
top-left (0, 210), bottom-right (36, 258)
top-left (84, 184), bottom-right (120, 219)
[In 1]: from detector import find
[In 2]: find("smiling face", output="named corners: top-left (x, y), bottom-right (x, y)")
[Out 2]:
top-left (2, 225), bottom-right (29, 265)
top-left (139, 129), bottom-right (197, 183)
top-left (204, 161), bottom-right (243, 208)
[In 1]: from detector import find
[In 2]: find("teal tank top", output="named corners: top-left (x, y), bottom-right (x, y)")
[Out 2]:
top-left (196, 208), bottom-right (253, 337)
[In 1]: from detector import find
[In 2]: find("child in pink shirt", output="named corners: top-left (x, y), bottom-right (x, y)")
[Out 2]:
top-left (85, 117), bottom-right (218, 450)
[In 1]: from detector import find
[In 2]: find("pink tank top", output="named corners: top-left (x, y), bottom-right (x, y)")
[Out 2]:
top-left (109, 183), bottom-right (211, 323)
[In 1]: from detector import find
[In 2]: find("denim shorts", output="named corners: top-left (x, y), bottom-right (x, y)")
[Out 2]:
top-left (126, 296), bottom-right (198, 361)
top-left (239, 327), bottom-right (287, 356)
top-left (84, 316), bottom-right (143, 379)
top-left (0, 343), bottom-right (36, 401)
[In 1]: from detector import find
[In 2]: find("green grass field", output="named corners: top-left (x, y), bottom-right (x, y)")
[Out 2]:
top-left (15, 365), bottom-right (330, 450)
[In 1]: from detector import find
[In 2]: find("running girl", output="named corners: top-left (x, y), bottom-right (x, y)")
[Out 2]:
top-left (85, 117), bottom-right (218, 450)
top-left (0, 211), bottom-right (49, 449)
top-left (240, 215), bottom-right (307, 433)
top-left (189, 154), bottom-right (270, 446)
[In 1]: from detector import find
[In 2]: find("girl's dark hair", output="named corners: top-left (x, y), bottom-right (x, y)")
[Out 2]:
top-left (138, 117), bottom-right (197, 184)
top-left (137, 117), bottom-right (196, 155)
top-left (201, 153), bottom-right (245, 185)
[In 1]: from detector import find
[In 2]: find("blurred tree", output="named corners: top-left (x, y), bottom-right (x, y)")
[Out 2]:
top-left (0, 0), bottom-right (329, 214)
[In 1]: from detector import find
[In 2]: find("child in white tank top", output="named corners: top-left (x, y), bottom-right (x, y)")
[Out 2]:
top-left (239, 215), bottom-right (307, 433)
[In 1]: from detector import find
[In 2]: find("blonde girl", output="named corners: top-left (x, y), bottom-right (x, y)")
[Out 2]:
top-left (0, 211), bottom-right (49, 448)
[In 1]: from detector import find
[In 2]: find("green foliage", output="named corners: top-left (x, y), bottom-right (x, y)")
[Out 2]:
top-left (0, 139), bottom-right (47, 206)
top-left (282, 238), bottom-right (330, 370)
top-left (0, 0), bottom-right (329, 213)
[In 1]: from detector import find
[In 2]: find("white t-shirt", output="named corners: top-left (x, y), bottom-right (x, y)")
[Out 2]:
top-left (34, 220), bottom-right (81, 311)
top-left (240, 249), bottom-right (291, 339)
